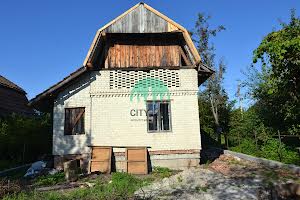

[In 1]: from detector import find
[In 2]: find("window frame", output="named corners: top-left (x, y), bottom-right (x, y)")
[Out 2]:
top-left (146, 100), bottom-right (172, 133)
top-left (64, 107), bottom-right (85, 135)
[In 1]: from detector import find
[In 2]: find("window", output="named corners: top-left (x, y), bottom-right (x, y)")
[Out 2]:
top-left (64, 107), bottom-right (85, 135)
top-left (147, 101), bottom-right (171, 132)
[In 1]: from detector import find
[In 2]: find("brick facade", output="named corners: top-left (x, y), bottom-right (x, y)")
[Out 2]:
top-left (52, 68), bottom-right (201, 170)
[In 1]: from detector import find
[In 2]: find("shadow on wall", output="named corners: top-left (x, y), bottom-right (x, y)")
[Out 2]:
top-left (53, 72), bottom-right (99, 157)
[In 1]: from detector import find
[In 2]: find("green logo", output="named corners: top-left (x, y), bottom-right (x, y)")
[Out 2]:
top-left (130, 78), bottom-right (170, 103)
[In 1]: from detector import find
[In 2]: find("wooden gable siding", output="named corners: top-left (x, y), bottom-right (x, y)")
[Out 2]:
top-left (104, 44), bottom-right (180, 68)
top-left (104, 4), bottom-right (170, 33)
top-left (0, 86), bottom-right (33, 116)
top-left (100, 33), bottom-right (182, 68)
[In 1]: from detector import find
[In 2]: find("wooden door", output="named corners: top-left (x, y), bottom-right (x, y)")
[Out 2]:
top-left (126, 147), bottom-right (148, 174)
top-left (90, 147), bottom-right (112, 173)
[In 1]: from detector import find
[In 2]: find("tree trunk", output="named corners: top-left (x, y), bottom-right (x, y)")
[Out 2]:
top-left (209, 94), bottom-right (221, 144)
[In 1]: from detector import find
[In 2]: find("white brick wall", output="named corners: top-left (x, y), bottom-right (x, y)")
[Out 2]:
top-left (53, 69), bottom-right (201, 155)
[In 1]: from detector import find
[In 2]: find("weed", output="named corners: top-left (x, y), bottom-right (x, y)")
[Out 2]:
top-left (203, 160), bottom-right (212, 168)
top-left (3, 172), bottom-right (159, 200)
top-left (195, 185), bottom-right (209, 192)
top-left (34, 172), bottom-right (65, 186)
top-left (177, 175), bottom-right (183, 183)
top-left (152, 167), bottom-right (173, 179)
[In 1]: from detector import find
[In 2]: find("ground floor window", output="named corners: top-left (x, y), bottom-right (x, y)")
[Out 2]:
top-left (64, 107), bottom-right (85, 135)
top-left (147, 101), bottom-right (171, 132)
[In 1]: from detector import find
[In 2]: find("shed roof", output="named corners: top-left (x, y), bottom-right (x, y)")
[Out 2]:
top-left (0, 75), bottom-right (25, 94)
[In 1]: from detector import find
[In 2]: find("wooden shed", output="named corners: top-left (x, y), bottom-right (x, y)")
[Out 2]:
top-left (0, 75), bottom-right (33, 117)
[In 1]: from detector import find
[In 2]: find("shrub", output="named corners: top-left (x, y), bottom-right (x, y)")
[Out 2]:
top-left (0, 114), bottom-right (52, 167)
top-left (230, 138), bottom-right (260, 157)
top-left (261, 138), bottom-right (300, 165)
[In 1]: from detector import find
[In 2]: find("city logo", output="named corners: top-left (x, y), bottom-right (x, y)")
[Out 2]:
top-left (129, 78), bottom-right (170, 104)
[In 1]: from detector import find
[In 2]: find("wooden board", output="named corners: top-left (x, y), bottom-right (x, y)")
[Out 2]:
top-left (90, 147), bottom-right (112, 173)
top-left (126, 147), bottom-right (148, 175)
top-left (103, 35), bottom-right (181, 68)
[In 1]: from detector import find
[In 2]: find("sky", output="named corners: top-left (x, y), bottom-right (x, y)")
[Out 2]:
top-left (0, 0), bottom-right (299, 101)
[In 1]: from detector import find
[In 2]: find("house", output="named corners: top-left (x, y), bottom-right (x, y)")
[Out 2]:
top-left (30, 3), bottom-right (213, 173)
top-left (0, 75), bottom-right (33, 117)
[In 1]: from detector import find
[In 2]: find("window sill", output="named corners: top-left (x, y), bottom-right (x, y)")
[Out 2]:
top-left (147, 130), bottom-right (173, 133)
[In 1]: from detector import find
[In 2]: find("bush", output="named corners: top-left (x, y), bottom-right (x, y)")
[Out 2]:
top-left (230, 138), bottom-right (260, 157)
top-left (0, 114), bottom-right (52, 168)
top-left (231, 138), bottom-right (300, 165)
top-left (261, 138), bottom-right (300, 165)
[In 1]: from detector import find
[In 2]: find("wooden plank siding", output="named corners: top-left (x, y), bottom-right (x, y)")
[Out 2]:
top-left (83, 3), bottom-right (202, 67)
top-left (101, 34), bottom-right (182, 68)
top-left (104, 5), bottom-right (169, 33)
top-left (0, 86), bottom-right (33, 116)
top-left (105, 44), bottom-right (180, 68)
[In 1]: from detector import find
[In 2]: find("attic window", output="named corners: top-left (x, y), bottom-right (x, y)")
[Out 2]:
top-left (64, 107), bottom-right (85, 135)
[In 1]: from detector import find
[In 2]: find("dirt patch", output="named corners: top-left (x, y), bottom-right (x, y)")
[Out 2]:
top-left (135, 155), bottom-right (300, 200)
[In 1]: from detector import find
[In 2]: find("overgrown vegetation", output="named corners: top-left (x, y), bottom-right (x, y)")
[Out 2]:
top-left (2, 171), bottom-right (169, 200)
top-left (152, 166), bottom-right (173, 178)
top-left (33, 172), bottom-right (65, 187)
top-left (194, 10), bottom-right (300, 165)
top-left (0, 113), bottom-right (52, 170)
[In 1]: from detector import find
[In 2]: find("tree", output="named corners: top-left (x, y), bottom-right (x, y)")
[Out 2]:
top-left (251, 9), bottom-right (300, 134)
top-left (192, 13), bottom-right (230, 143)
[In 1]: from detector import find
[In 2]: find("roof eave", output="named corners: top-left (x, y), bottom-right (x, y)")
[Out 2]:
top-left (29, 66), bottom-right (87, 109)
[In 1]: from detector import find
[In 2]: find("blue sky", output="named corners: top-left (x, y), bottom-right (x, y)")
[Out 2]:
top-left (0, 0), bottom-right (299, 101)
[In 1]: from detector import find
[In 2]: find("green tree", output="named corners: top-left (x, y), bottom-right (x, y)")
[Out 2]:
top-left (192, 13), bottom-right (230, 144)
top-left (251, 9), bottom-right (300, 133)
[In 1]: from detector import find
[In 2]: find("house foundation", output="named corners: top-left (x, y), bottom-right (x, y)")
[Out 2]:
top-left (54, 149), bottom-right (201, 173)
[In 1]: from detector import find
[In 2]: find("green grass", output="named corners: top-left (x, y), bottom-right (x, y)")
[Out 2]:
top-left (3, 166), bottom-right (177, 200)
top-left (2, 172), bottom-right (153, 200)
top-left (33, 172), bottom-right (65, 187)
top-left (152, 166), bottom-right (173, 178)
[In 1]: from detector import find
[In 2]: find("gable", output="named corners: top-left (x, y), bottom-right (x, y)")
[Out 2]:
top-left (83, 2), bottom-right (201, 67)
top-left (30, 3), bottom-right (214, 111)
top-left (104, 4), bottom-right (169, 33)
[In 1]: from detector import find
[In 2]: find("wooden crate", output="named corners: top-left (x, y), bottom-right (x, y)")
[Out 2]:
top-left (90, 147), bottom-right (112, 173)
top-left (126, 147), bottom-right (148, 174)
